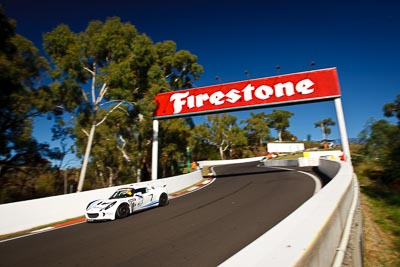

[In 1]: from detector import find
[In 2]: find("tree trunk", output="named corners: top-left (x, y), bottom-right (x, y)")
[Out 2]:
top-left (77, 123), bottom-right (96, 192)
top-left (107, 167), bottom-right (114, 187)
top-left (321, 125), bottom-right (326, 140)
top-left (219, 146), bottom-right (225, 160)
top-left (278, 130), bottom-right (282, 142)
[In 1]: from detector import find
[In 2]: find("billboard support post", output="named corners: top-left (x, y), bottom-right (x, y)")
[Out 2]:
top-left (334, 98), bottom-right (351, 163)
top-left (151, 119), bottom-right (159, 180)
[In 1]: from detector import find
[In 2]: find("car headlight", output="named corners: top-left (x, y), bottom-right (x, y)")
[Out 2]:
top-left (102, 201), bottom-right (117, 211)
top-left (86, 200), bottom-right (97, 210)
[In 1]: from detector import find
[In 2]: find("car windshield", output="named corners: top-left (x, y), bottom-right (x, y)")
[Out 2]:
top-left (109, 189), bottom-right (134, 199)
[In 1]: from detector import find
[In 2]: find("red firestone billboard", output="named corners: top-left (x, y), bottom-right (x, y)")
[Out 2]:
top-left (153, 68), bottom-right (341, 119)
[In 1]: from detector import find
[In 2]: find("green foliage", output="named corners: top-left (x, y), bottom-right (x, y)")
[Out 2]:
top-left (383, 93), bottom-right (400, 123)
top-left (266, 110), bottom-right (294, 142)
top-left (354, 93), bottom-right (400, 263)
top-left (0, 154), bottom-right (54, 203)
top-left (0, 8), bottom-right (53, 202)
top-left (378, 116), bottom-right (400, 183)
top-left (0, 10), bottom-right (49, 154)
top-left (43, 16), bottom-right (203, 189)
top-left (314, 118), bottom-right (336, 140)
top-left (281, 130), bottom-right (297, 142)
top-left (158, 118), bottom-right (192, 177)
top-left (357, 118), bottom-right (400, 184)
top-left (241, 112), bottom-right (271, 146)
top-left (360, 120), bottom-right (396, 160)
top-left (355, 95), bottom-right (400, 185)
top-left (0, 9), bottom-right (206, 200)
top-left (194, 114), bottom-right (247, 159)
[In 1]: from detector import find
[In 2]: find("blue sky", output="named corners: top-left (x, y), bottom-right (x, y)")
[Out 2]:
top-left (2, 0), bottom-right (399, 156)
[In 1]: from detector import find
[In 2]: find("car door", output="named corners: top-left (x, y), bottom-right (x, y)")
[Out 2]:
top-left (134, 187), bottom-right (153, 209)
top-left (140, 187), bottom-right (154, 207)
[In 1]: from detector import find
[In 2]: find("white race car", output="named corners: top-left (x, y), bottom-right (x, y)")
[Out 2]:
top-left (85, 184), bottom-right (169, 222)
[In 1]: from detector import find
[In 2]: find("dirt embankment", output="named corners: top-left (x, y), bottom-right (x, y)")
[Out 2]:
top-left (361, 194), bottom-right (400, 267)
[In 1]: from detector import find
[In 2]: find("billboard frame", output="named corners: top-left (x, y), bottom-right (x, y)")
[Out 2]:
top-left (151, 68), bottom-right (351, 179)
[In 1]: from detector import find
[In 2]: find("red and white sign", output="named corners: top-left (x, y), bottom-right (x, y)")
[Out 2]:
top-left (153, 68), bottom-right (341, 119)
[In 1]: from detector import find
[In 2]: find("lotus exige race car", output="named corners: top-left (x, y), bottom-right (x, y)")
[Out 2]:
top-left (85, 184), bottom-right (169, 222)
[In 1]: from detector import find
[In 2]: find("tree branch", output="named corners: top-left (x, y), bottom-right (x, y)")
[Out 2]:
top-left (117, 135), bottom-right (131, 162)
top-left (81, 128), bottom-right (89, 137)
top-left (95, 83), bottom-right (108, 106)
top-left (100, 100), bottom-right (135, 107)
top-left (222, 140), bottom-right (230, 152)
top-left (96, 102), bottom-right (124, 127)
top-left (83, 66), bottom-right (95, 76)
top-left (81, 88), bottom-right (89, 103)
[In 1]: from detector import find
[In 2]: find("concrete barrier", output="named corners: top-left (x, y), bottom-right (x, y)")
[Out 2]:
top-left (220, 159), bottom-right (362, 267)
top-left (303, 150), bottom-right (343, 161)
top-left (198, 156), bottom-right (265, 168)
top-left (0, 170), bottom-right (203, 236)
top-left (319, 158), bottom-right (341, 179)
top-left (262, 159), bottom-right (299, 167)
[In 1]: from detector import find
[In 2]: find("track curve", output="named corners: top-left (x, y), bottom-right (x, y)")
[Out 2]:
top-left (0, 161), bottom-right (319, 267)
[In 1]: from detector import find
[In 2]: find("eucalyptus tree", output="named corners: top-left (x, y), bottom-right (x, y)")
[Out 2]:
top-left (158, 118), bottom-right (192, 177)
top-left (384, 93), bottom-right (400, 124)
top-left (266, 110), bottom-right (294, 142)
top-left (358, 118), bottom-right (400, 183)
top-left (356, 94), bottom-right (400, 185)
top-left (314, 118), bottom-right (336, 140)
top-left (241, 112), bottom-right (271, 146)
top-left (0, 8), bottom-right (50, 200)
top-left (382, 94), bottom-right (400, 183)
top-left (43, 17), bottom-right (203, 191)
top-left (281, 130), bottom-right (297, 142)
top-left (194, 114), bottom-right (247, 159)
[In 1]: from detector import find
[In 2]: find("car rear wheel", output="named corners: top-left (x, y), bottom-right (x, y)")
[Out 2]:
top-left (159, 193), bottom-right (169, 207)
top-left (116, 203), bottom-right (130, 219)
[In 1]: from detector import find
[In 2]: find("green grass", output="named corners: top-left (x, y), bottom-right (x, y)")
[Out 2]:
top-left (271, 152), bottom-right (303, 160)
top-left (358, 174), bottom-right (400, 253)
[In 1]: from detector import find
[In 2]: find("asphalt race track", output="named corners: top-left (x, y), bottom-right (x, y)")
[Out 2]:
top-left (0, 161), bottom-right (320, 267)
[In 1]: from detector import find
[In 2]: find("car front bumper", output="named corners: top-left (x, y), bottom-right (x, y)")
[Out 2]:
top-left (85, 209), bottom-right (116, 221)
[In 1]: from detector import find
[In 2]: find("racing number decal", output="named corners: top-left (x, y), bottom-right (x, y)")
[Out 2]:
top-left (136, 195), bottom-right (144, 207)
top-left (128, 199), bottom-right (135, 208)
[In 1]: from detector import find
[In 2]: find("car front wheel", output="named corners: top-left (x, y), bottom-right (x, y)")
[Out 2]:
top-left (159, 193), bottom-right (169, 207)
top-left (116, 203), bottom-right (130, 219)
